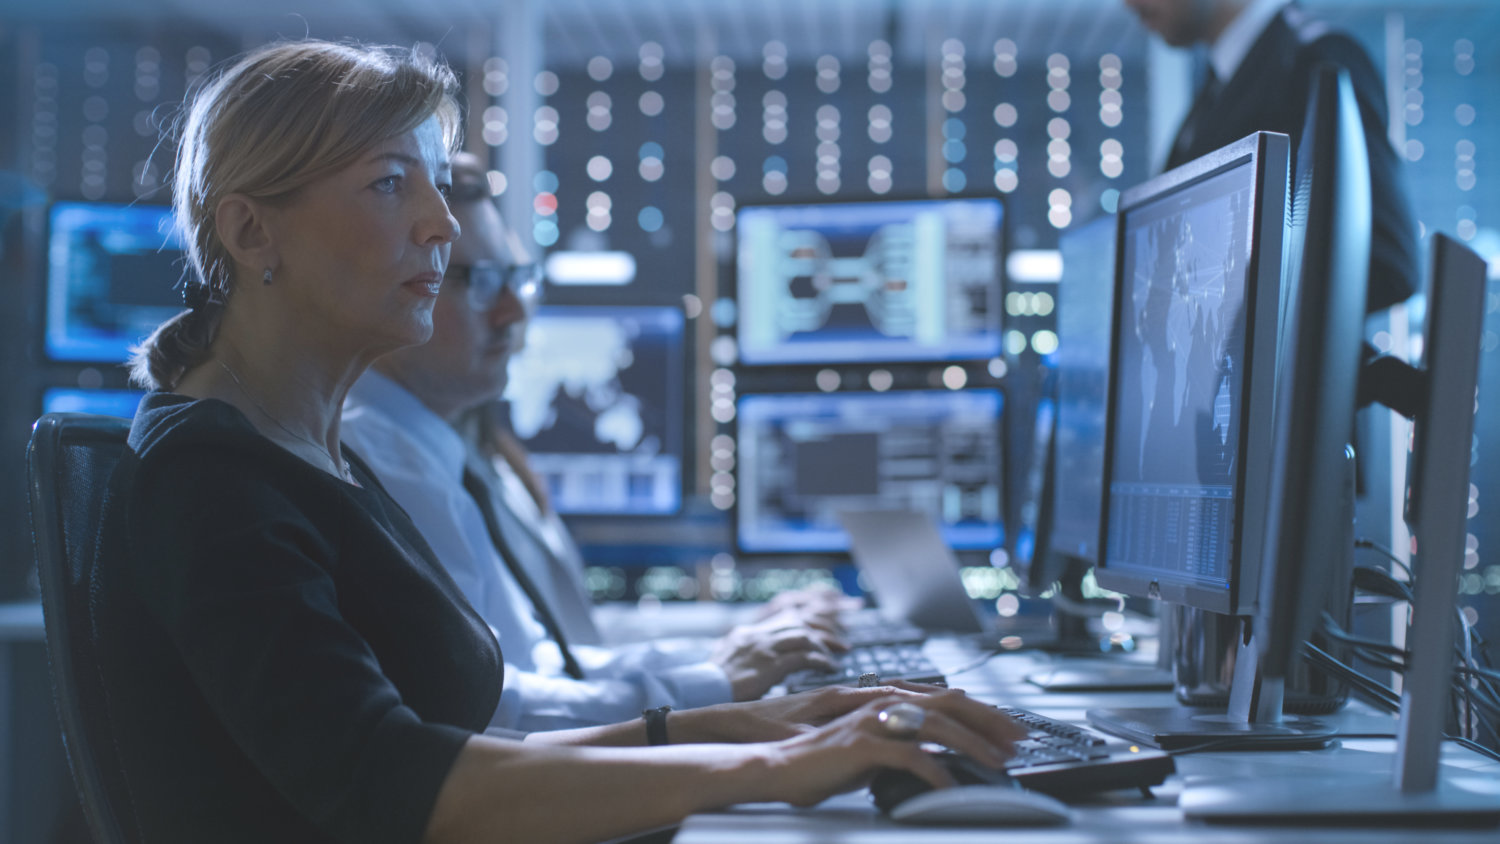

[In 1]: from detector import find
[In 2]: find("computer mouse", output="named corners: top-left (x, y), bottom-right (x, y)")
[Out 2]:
top-left (889, 784), bottom-right (1073, 826)
top-left (870, 753), bottom-right (1073, 826)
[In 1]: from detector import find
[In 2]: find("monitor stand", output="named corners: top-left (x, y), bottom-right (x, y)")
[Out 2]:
top-left (1025, 559), bottom-right (1174, 692)
top-left (1085, 633), bottom-right (1336, 749)
top-left (1085, 456), bottom-right (1357, 751)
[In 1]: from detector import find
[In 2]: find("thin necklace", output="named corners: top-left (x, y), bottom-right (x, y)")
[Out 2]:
top-left (216, 359), bottom-right (354, 483)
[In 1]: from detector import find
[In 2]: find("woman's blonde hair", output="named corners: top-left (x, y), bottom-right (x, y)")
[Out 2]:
top-left (129, 40), bottom-right (462, 389)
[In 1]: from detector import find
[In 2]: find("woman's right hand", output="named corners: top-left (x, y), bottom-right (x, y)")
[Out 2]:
top-left (744, 689), bottom-right (1028, 808)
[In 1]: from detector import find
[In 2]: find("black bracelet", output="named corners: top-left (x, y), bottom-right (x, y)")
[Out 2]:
top-left (643, 705), bottom-right (672, 746)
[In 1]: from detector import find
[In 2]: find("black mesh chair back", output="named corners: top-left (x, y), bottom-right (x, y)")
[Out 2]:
top-left (27, 412), bottom-right (134, 844)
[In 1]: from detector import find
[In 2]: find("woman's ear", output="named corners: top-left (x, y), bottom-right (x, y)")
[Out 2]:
top-left (215, 193), bottom-right (277, 275)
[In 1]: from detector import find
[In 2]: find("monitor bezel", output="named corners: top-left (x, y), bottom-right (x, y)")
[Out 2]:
top-left (1095, 131), bottom-right (1290, 617)
top-left (731, 193), bottom-right (1007, 366)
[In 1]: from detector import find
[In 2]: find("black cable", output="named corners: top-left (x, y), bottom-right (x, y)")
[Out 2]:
top-left (1320, 612), bottom-right (1410, 657)
top-left (1303, 642), bottom-right (1400, 712)
top-left (1351, 649), bottom-right (1407, 673)
top-left (1354, 537), bottom-right (1413, 580)
top-left (943, 649), bottom-right (1004, 677)
top-left (1352, 565), bottom-right (1414, 603)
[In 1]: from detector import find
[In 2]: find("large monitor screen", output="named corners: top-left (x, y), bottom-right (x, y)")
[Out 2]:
top-left (1104, 161), bottom-right (1258, 596)
top-left (46, 202), bottom-right (184, 362)
top-left (736, 198), bottom-right (1003, 365)
top-left (1049, 215), bottom-right (1118, 566)
top-left (736, 389), bottom-right (1003, 553)
top-left (505, 306), bottom-right (684, 515)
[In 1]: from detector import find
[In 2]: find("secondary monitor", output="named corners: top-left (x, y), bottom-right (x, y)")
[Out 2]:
top-left (736, 198), bottom-right (1004, 365)
top-left (1095, 132), bottom-right (1288, 619)
top-left (505, 305), bottom-right (684, 515)
top-left (46, 202), bottom-right (185, 363)
top-left (1043, 213), bottom-right (1119, 583)
top-left (735, 389), bottom-right (1003, 553)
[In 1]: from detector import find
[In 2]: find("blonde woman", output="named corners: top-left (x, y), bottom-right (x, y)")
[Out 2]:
top-left (105, 40), bottom-right (1022, 844)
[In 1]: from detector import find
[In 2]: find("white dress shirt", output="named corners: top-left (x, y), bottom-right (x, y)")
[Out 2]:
top-left (342, 372), bottom-right (731, 733)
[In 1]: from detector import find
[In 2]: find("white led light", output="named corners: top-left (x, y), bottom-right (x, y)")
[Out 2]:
top-left (544, 251), bottom-right (637, 286)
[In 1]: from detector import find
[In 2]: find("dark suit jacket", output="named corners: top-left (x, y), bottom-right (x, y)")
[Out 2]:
top-left (1167, 4), bottom-right (1419, 311)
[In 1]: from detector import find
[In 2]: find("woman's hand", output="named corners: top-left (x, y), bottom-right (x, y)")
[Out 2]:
top-left (744, 689), bottom-right (1028, 808)
top-left (670, 680), bottom-right (951, 744)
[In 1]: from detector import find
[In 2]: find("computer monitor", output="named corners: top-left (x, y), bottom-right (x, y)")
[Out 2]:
top-left (735, 198), bottom-right (1004, 365)
top-left (504, 305), bottom-right (684, 515)
top-left (1094, 131), bottom-right (1287, 617)
top-left (1037, 214), bottom-right (1118, 590)
top-left (1012, 393), bottom-right (1055, 575)
top-left (735, 389), bottom-right (1003, 553)
top-left (1086, 130), bottom-right (1333, 748)
top-left (46, 202), bottom-right (185, 362)
top-left (42, 388), bottom-right (146, 419)
top-left (1182, 75), bottom-right (1498, 825)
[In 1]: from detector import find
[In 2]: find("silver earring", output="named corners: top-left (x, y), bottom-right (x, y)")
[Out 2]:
top-left (263, 268), bottom-right (273, 285)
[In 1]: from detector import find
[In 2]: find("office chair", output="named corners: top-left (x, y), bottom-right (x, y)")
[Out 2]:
top-left (27, 412), bottom-right (134, 844)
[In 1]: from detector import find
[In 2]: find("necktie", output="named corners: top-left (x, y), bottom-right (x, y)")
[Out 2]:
top-left (462, 467), bottom-right (587, 680)
top-left (1169, 66), bottom-right (1221, 167)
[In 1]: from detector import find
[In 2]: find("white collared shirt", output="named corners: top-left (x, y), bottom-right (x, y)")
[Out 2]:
top-left (342, 372), bottom-right (731, 733)
top-left (1210, 0), bottom-right (1293, 84)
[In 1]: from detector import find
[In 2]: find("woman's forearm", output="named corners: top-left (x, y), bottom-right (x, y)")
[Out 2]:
top-left (423, 736), bottom-right (771, 844)
top-left (520, 703), bottom-right (779, 748)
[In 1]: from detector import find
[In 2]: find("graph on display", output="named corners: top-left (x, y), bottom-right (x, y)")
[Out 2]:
top-left (505, 306), bottom-right (684, 515)
top-left (736, 198), bottom-right (1003, 365)
top-left (736, 389), bottom-right (1004, 553)
top-left (1107, 165), bottom-right (1254, 588)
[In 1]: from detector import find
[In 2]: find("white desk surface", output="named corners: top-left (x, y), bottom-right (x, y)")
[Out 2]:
top-left (677, 634), bottom-right (1500, 844)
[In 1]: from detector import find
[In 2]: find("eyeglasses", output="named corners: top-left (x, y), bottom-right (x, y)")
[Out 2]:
top-left (443, 261), bottom-right (543, 312)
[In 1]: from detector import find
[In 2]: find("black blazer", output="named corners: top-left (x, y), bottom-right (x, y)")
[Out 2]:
top-left (1167, 4), bottom-right (1419, 312)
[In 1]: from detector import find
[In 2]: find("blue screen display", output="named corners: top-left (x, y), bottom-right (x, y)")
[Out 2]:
top-left (736, 198), bottom-right (1003, 365)
top-left (1050, 215), bottom-right (1118, 564)
top-left (46, 202), bottom-right (184, 363)
top-left (1106, 163), bottom-right (1256, 592)
top-left (506, 306), bottom-right (684, 515)
top-left (736, 389), bottom-right (1004, 553)
top-left (42, 388), bottom-right (146, 419)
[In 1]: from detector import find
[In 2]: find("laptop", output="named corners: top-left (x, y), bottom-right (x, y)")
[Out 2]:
top-left (836, 508), bottom-right (1173, 692)
top-left (838, 508), bottom-right (990, 636)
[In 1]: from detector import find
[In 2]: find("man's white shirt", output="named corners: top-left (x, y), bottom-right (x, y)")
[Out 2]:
top-left (342, 372), bottom-right (731, 733)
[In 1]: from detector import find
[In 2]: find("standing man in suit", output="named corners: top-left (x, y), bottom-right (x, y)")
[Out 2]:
top-left (1126, 0), bottom-right (1419, 311)
top-left (342, 152), bottom-right (847, 733)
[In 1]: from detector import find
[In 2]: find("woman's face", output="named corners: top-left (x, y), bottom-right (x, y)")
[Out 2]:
top-left (266, 115), bottom-right (459, 355)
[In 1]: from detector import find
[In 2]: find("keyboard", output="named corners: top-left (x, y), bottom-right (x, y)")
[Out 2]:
top-left (870, 705), bottom-right (1175, 808)
top-left (782, 642), bottom-right (946, 693)
top-left (837, 610), bottom-right (929, 648)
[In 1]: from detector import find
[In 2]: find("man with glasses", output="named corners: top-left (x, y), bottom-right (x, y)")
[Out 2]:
top-left (342, 153), bottom-right (845, 733)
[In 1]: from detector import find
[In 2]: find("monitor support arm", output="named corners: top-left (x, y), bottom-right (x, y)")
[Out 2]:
top-left (1358, 341), bottom-right (1425, 419)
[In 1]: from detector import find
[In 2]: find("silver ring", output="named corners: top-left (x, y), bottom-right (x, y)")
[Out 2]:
top-left (876, 702), bottom-right (927, 739)
top-left (857, 672), bottom-right (881, 688)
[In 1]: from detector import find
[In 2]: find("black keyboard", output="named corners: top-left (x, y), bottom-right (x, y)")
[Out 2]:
top-left (870, 705), bottom-right (1174, 808)
top-left (783, 643), bottom-right (945, 693)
